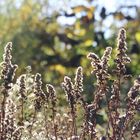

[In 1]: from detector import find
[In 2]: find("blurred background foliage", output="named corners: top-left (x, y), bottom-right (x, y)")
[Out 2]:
top-left (0, 0), bottom-right (140, 103)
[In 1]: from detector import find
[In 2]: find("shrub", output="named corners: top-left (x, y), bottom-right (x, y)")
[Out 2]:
top-left (0, 28), bottom-right (140, 140)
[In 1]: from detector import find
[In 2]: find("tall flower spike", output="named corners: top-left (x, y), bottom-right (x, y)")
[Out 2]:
top-left (46, 84), bottom-right (57, 139)
top-left (101, 47), bottom-right (112, 82)
top-left (87, 47), bottom-right (112, 138)
top-left (0, 42), bottom-right (18, 89)
top-left (115, 28), bottom-right (131, 75)
top-left (62, 76), bottom-right (73, 94)
top-left (34, 73), bottom-right (46, 111)
top-left (87, 47), bottom-right (112, 86)
top-left (62, 76), bottom-right (75, 105)
top-left (46, 84), bottom-right (57, 107)
top-left (19, 75), bottom-right (26, 99)
top-left (46, 84), bottom-right (57, 119)
top-left (108, 29), bottom-right (131, 139)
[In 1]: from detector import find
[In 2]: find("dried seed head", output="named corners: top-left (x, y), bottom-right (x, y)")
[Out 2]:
top-left (3, 99), bottom-right (18, 139)
top-left (12, 126), bottom-right (24, 140)
top-left (87, 53), bottom-right (100, 62)
top-left (127, 75), bottom-right (140, 99)
top-left (115, 28), bottom-right (131, 76)
top-left (34, 73), bottom-right (46, 111)
top-left (131, 121), bottom-right (140, 138)
top-left (62, 76), bottom-right (74, 94)
top-left (74, 66), bottom-right (83, 95)
top-left (62, 76), bottom-right (77, 114)
top-left (0, 42), bottom-right (18, 89)
top-left (46, 84), bottom-right (57, 104)
top-left (19, 75), bottom-right (26, 99)
top-left (101, 47), bottom-right (112, 69)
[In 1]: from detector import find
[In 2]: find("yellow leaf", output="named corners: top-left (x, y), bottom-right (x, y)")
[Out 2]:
top-left (67, 33), bottom-right (73, 38)
top-left (135, 32), bottom-right (140, 43)
top-left (89, 6), bottom-right (95, 12)
top-left (72, 5), bottom-right (88, 13)
top-left (87, 6), bottom-right (94, 19)
top-left (84, 40), bottom-right (93, 46)
top-left (87, 11), bottom-right (93, 19)
top-left (114, 12), bottom-right (124, 20)
top-left (50, 64), bottom-right (66, 75)
top-left (46, 23), bottom-right (59, 34)
top-left (79, 29), bottom-right (86, 36)
top-left (75, 21), bottom-right (81, 30)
